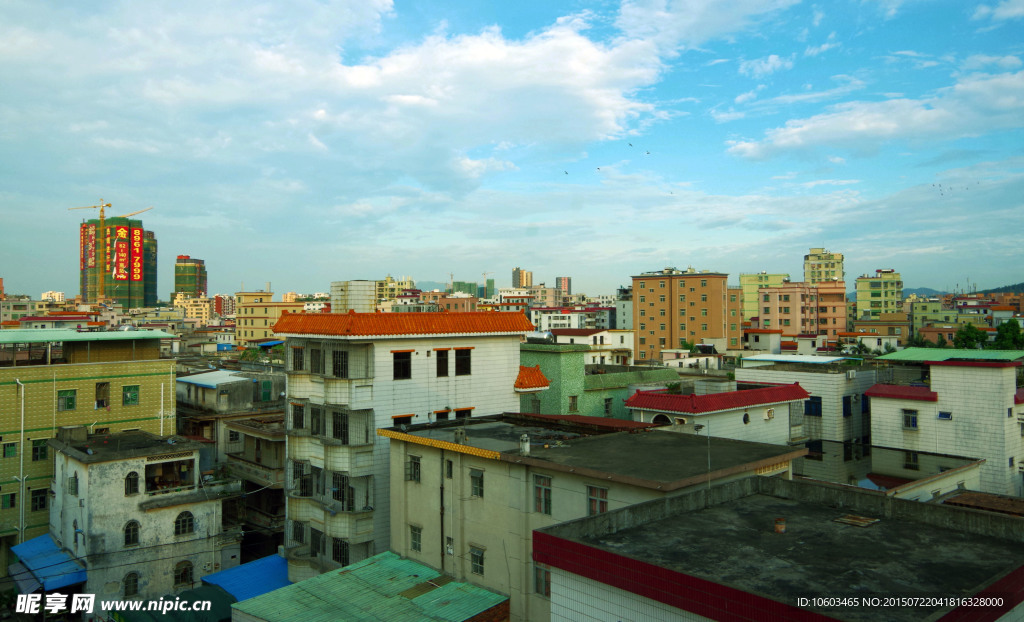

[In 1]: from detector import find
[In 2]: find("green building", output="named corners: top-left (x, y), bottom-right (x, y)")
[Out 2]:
top-left (520, 342), bottom-right (680, 419)
top-left (77, 216), bottom-right (158, 308)
top-left (451, 280), bottom-right (478, 296)
top-left (173, 254), bottom-right (208, 301)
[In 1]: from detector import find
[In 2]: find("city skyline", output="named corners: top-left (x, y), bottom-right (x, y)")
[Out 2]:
top-left (1, 0), bottom-right (1022, 298)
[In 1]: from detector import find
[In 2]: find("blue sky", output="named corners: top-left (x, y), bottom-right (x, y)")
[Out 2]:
top-left (1, 0), bottom-right (1022, 299)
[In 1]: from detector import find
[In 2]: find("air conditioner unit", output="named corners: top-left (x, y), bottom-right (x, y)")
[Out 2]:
top-left (674, 417), bottom-right (688, 425)
top-left (764, 409), bottom-right (775, 421)
top-left (846, 370), bottom-right (856, 380)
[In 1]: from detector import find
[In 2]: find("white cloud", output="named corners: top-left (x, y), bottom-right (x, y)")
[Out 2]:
top-left (739, 54), bottom-right (794, 78)
top-left (973, 0), bottom-right (1024, 20)
top-left (616, 0), bottom-right (800, 52)
top-left (728, 70), bottom-right (1024, 159)
top-left (804, 32), bottom-right (838, 57)
top-left (734, 85), bottom-right (765, 104)
top-left (797, 179), bottom-right (859, 188)
top-left (962, 54), bottom-right (1023, 70)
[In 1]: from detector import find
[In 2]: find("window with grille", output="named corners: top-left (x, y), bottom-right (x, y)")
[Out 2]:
top-left (124, 520), bottom-right (140, 546)
top-left (30, 488), bottom-right (47, 512)
top-left (174, 511), bottom-right (194, 535)
top-left (534, 564), bottom-right (551, 597)
top-left (470, 546), bottom-right (485, 575)
top-left (311, 407), bottom-right (323, 435)
top-left (292, 404), bottom-right (305, 429)
top-left (292, 520), bottom-right (305, 543)
top-left (122, 385), bottom-right (140, 406)
top-left (310, 348), bottom-right (323, 374)
top-left (173, 561), bottom-right (193, 587)
top-left (125, 472), bottom-right (139, 495)
top-left (58, 390), bottom-right (77, 411)
top-left (292, 347), bottom-right (304, 371)
top-left (332, 538), bottom-right (349, 565)
top-left (410, 525), bottom-right (422, 552)
top-left (406, 456), bottom-right (421, 482)
top-left (310, 528), bottom-right (324, 558)
top-left (587, 486), bottom-right (608, 515)
top-left (124, 572), bottom-right (139, 597)
top-left (332, 412), bottom-right (349, 444)
top-left (332, 350), bottom-right (349, 378)
top-left (534, 475), bottom-right (552, 515)
top-left (470, 469), bottom-right (484, 497)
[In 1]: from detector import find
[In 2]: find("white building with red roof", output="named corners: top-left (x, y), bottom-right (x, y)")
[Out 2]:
top-left (271, 310), bottom-right (535, 581)
top-left (626, 384), bottom-right (810, 446)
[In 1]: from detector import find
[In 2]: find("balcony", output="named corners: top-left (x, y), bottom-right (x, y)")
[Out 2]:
top-left (139, 478), bottom-right (241, 511)
top-left (226, 454), bottom-right (284, 489)
top-left (238, 504), bottom-right (285, 531)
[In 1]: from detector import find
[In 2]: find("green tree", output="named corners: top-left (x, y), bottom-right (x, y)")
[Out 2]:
top-left (883, 342), bottom-right (897, 354)
top-left (952, 324), bottom-right (987, 349)
top-left (993, 319), bottom-right (1024, 350)
top-left (935, 335), bottom-right (949, 348)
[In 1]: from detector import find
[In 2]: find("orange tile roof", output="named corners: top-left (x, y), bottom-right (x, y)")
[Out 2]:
top-left (515, 365), bottom-right (550, 390)
top-left (273, 310), bottom-right (534, 338)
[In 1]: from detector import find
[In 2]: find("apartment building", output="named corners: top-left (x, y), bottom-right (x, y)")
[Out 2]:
top-left (0, 329), bottom-right (175, 573)
top-left (630, 267), bottom-right (742, 362)
top-left (235, 291), bottom-right (306, 346)
top-left (43, 428), bottom-right (242, 612)
top-left (549, 328), bottom-right (633, 365)
top-left (755, 280), bottom-right (847, 339)
top-left (738, 272), bottom-right (789, 322)
top-left (868, 350), bottom-right (1024, 496)
top-left (803, 247), bottom-right (844, 284)
top-left (382, 414), bottom-right (805, 621)
top-left (272, 311), bottom-right (534, 583)
top-left (856, 269), bottom-right (903, 319)
top-left (512, 267), bottom-right (533, 288)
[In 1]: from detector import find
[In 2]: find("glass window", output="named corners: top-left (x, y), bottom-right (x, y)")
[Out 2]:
top-left (406, 456), bottom-right (421, 482)
top-left (534, 564), bottom-right (551, 597)
top-left (455, 349), bottom-right (472, 376)
top-left (587, 486), bottom-right (608, 515)
top-left (173, 561), bottom-right (193, 587)
top-left (174, 511), bottom-right (194, 535)
top-left (534, 475), bottom-right (552, 515)
top-left (125, 471), bottom-right (139, 495)
top-left (332, 350), bottom-right (349, 378)
top-left (436, 349), bottom-right (449, 377)
top-left (393, 352), bottom-right (412, 380)
top-left (31, 440), bottom-right (47, 461)
top-left (470, 546), bottom-right (485, 575)
top-left (3, 443), bottom-right (16, 458)
top-left (124, 572), bottom-right (139, 597)
top-left (58, 389), bottom-right (76, 411)
top-left (122, 385), bottom-right (140, 406)
top-left (30, 488), bottom-right (47, 512)
top-left (410, 525), bottom-right (422, 552)
top-left (124, 520), bottom-right (140, 546)
top-left (292, 404), bottom-right (305, 429)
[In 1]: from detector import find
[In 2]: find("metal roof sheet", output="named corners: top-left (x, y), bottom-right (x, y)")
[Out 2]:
top-left (876, 348), bottom-right (1024, 362)
top-left (10, 534), bottom-right (87, 591)
top-left (230, 551), bottom-right (506, 621)
top-left (742, 354), bottom-right (857, 364)
top-left (177, 370), bottom-right (255, 388)
top-left (625, 384), bottom-right (810, 414)
top-left (0, 328), bottom-right (173, 344)
top-left (203, 554), bottom-right (289, 602)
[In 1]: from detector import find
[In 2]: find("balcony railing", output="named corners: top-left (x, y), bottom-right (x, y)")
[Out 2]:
top-left (226, 455), bottom-right (285, 488)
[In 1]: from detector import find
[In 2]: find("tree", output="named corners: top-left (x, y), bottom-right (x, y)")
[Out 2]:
top-left (952, 324), bottom-right (987, 349)
top-left (905, 333), bottom-right (932, 348)
top-left (883, 342), bottom-right (897, 354)
top-left (935, 335), bottom-right (949, 348)
top-left (993, 319), bottom-right (1024, 350)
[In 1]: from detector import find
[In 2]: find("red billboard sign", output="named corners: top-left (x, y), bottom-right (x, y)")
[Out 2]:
top-left (86, 224), bottom-right (97, 268)
top-left (113, 238), bottom-right (129, 281)
top-left (130, 227), bottom-right (143, 282)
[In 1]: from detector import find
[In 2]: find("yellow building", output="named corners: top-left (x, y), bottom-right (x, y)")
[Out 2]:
top-left (738, 272), bottom-right (790, 322)
top-left (0, 329), bottom-right (175, 572)
top-left (803, 247), bottom-right (844, 284)
top-left (173, 293), bottom-right (215, 325)
top-left (855, 269), bottom-right (903, 319)
top-left (235, 291), bottom-right (305, 345)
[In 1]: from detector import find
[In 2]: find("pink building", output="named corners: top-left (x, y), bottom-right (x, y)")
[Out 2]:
top-left (756, 280), bottom-right (847, 340)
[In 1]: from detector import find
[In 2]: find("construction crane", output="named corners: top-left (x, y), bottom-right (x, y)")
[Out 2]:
top-left (482, 272), bottom-right (494, 298)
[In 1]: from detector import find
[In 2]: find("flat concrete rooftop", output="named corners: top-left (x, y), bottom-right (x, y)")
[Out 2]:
top-left (48, 430), bottom-right (202, 463)
top-left (576, 492), bottom-right (1024, 621)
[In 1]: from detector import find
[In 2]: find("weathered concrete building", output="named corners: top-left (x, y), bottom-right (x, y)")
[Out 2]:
top-left (47, 428), bottom-right (241, 617)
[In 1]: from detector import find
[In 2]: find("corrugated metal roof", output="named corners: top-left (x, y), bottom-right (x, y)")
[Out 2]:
top-left (876, 348), bottom-right (1024, 362)
top-left (625, 384), bottom-right (809, 414)
top-left (178, 370), bottom-right (254, 388)
top-left (0, 329), bottom-right (174, 344)
top-left (231, 551), bottom-right (506, 621)
top-left (273, 311), bottom-right (534, 338)
top-left (10, 534), bottom-right (87, 591)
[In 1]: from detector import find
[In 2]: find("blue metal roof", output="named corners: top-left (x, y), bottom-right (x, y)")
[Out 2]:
top-left (177, 370), bottom-right (255, 388)
top-left (10, 534), bottom-right (87, 591)
top-left (203, 554), bottom-right (289, 602)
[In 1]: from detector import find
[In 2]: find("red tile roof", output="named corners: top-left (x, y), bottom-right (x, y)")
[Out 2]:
top-left (273, 310), bottom-right (534, 337)
top-left (515, 365), bottom-right (550, 390)
top-left (624, 384), bottom-right (809, 414)
top-left (550, 329), bottom-right (603, 336)
top-left (864, 384), bottom-right (938, 402)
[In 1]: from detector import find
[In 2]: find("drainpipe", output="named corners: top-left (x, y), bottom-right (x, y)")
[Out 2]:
top-left (15, 379), bottom-right (25, 544)
top-left (160, 383), bottom-right (165, 436)
top-left (439, 449), bottom-right (445, 574)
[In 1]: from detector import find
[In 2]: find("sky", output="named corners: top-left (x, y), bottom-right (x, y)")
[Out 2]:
top-left (1, 0), bottom-right (1022, 300)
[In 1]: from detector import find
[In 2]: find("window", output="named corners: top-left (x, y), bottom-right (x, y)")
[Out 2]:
top-left (122, 385), bottom-right (140, 406)
top-left (455, 409), bottom-right (472, 419)
top-left (124, 572), bottom-right (139, 598)
top-left (470, 546), bottom-right (485, 575)
top-left (310, 527), bottom-right (325, 558)
top-left (174, 511), bottom-right (194, 535)
top-left (701, 294), bottom-right (707, 302)
top-left (393, 351), bottom-right (412, 380)
top-left (311, 407), bottom-right (323, 435)
top-left (446, 460), bottom-right (453, 478)
top-left (406, 455), bottom-right (421, 482)
top-left (568, 396), bottom-right (578, 412)
top-left (173, 561), bottom-right (193, 587)
top-left (332, 412), bottom-right (349, 443)
top-left (410, 525), bottom-right (422, 552)
top-left (228, 430), bottom-right (241, 443)
top-left (332, 350), bottom-right (349, 378)
top-left (436, 349), bottom-right (449, 377)
top-left (30, 488), bottom-right (47, 512)
top-left (0, 493), bottom-right (14, 509)
top-left (804, 396), bottom-right (822, 417)
top-left (31, 440), bottom-right (47, 461)
top-left (292, 520), bottom-right (305, 544)
top-left (587, 486), bottom-right (608, 515)
top-left (455, 349), bottom-right (472, 376)
top-left (95, 382), bottom-right (110, 408)
top-left (333, 538), bottom-right (350, 565)
top-left (125, 471), bottom-right (139, 495)
top-left (904, 451), bottom-right (919, 470)
top-left (470, 469), bottom-right (484, 497)
top-left (292, 347), bottom-right (304, 371)
top-left (124, 520), bottom-right (140, 546)
top-left (902, 409), bottom-right (918, 430)
top-left (535, 564), bottom-right (551, 597)
top-left (58, 389), bottom-right (76, 411)
top-left (3, 443), bottom-right (16, 458)
top-left (535, 475), bottom-right (552, 515)
top-left (604, 397), bottom-right (613, 416)
top-left (701, 309), bottom-right (708, 317)
top-left (310, 348), bottom-right (323, 374)
top-left (842, 395), bottom-right (853, 418)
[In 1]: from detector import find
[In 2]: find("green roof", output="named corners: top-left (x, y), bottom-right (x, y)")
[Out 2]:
top-left (876, 348), bottom-right (1024, 362)
top-left (231, 552), bottom-right (506, 622)
top-left (0, 329), bottom-right (174, 345)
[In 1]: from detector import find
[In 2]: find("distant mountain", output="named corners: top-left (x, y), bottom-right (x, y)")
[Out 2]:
top-left (415, 280), bottom-right (449, 292)
top-left (978, 282), bottom-right (1024, 294)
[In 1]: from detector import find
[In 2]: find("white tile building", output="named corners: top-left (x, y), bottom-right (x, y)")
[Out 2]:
top-left (272, 311), bottom-right (534, 583)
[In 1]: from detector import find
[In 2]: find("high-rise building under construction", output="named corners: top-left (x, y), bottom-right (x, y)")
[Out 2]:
top-left (173, 255), bottom-right (208, 300)
top-left (78, 216), bottom-right (158, 308)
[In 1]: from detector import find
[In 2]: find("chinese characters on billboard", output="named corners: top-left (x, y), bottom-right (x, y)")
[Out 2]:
top-left (130, 227), bottom-right (143, 281)
top-left (112, 226), bottom-right (130, 281)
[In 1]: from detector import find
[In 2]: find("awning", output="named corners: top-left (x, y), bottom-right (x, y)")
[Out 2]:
top-left (7, 561), bottom-right (41, 593)
top-left (10, 534), bottom-right (87, 591)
